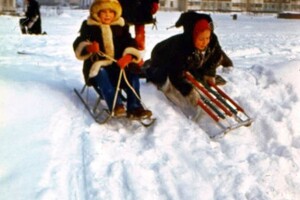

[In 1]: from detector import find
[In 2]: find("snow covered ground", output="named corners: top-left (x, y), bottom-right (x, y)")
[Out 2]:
top-left (1, 8), bottom-right (300, 200)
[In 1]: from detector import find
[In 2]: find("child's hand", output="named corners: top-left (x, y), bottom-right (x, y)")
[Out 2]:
top-left (86, 41), bottom-right (100, 53)
top-left (117, 54), bottom-right (132, 69)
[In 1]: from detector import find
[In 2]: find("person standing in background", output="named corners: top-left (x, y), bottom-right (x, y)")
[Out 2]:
top-left (19, 0), bottom-right (43, 34)
top-left (119, 0), bottom-right (159, 50)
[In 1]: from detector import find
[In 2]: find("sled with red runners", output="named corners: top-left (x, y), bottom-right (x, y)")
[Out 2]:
top-left (184, 72), bottom-right (253, 138)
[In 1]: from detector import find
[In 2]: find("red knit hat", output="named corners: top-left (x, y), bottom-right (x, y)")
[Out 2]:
top-left (193, 19), bottom-right (211, 41)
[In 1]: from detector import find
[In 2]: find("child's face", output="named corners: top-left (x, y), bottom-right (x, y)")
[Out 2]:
top-left (98, 9), bottom-right (116, 24)
top-left (194, 29), bottom-right (211, 51)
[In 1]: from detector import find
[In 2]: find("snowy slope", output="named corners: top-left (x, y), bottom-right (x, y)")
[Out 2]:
top-left (1, 9), bottom-right (300, 200)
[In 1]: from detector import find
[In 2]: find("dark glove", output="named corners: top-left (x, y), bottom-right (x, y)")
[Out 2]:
top-left (86, 41), bottom-right (100, 53)
top-left (151, 2), bottom-right (159, 14)
top-left (117, 54), bottom-right (132, 69)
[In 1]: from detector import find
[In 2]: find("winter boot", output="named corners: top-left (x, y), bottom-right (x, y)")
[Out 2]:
top-left (113, 104), bottom-right (126, 117)
top-left (127, 107), bottom-right (152, 119)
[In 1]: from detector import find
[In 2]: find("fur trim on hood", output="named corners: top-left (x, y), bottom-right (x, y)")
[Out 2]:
top-left (175, 11), bottom-right (214, 35)
top-left (90, 0), bottom-right (122, 22)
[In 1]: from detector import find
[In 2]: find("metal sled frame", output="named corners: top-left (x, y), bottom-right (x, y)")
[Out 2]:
top-left (74, 83), bottom-right (156, 127)
top-left (185, 72), bottom-right (253, 137)
top-left (74, 51), bottom-right (155, 127)
top-left (74, 85), bottom-right (111, 124)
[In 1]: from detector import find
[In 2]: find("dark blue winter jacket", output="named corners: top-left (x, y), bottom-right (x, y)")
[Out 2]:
top-left (146, 12), bottom-right (231, 96)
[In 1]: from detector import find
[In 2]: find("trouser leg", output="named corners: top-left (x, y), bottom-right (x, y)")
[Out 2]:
top-left (134, 24), bottom-right (145, 50)
top-left (19, 18), bottom-right (28, 34)
top-left (90, 68), bottom-right (122, 111)
top-left (124, 73), bottom-right (142, 111)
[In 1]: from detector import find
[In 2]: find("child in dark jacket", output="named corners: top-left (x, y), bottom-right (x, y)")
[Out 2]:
top-left (73, 0), bottom-right (152, 119)
top-left (19, 0), bottom-right (42, 34)
top-left (146, 11), bottom-right (233, 118)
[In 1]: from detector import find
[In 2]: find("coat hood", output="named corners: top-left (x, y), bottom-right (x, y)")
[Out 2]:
top-left (175, 11), bottom-right (214, 35)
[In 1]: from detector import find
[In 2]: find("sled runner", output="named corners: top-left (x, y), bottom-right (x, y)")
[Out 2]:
top-left (18, 50), bottom-right (43, 55)
top-left (74, 84), bottom-right (156, 127)
top-left (184, 72), bottom-right (253, 138)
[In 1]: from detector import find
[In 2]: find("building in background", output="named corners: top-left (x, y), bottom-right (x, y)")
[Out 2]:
top-left (1, 0), bottom-right (299, 14)
top-left (0, 0), bottom-right (16, 14)
top-left (160, 0), bottom-right (300, 13)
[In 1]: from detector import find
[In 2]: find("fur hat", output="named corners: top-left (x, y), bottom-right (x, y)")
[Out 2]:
top-left (90, 0), bottom-right (122, 22)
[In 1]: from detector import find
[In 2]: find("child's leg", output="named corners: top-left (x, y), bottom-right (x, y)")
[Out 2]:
top-left (19, 18), bottom-right (28, 34)
top-left (125, 73), bottom-right (152, 118)
top-left (125, 73), bottom-right (142, 111)
top-left (90, 68), bottom-right (123, 111)
top-left (134, 24), bottom-right (145, 50)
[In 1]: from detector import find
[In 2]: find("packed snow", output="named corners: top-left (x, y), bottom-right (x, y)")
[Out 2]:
top-left (0, 8), bottom-right (300, 200)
